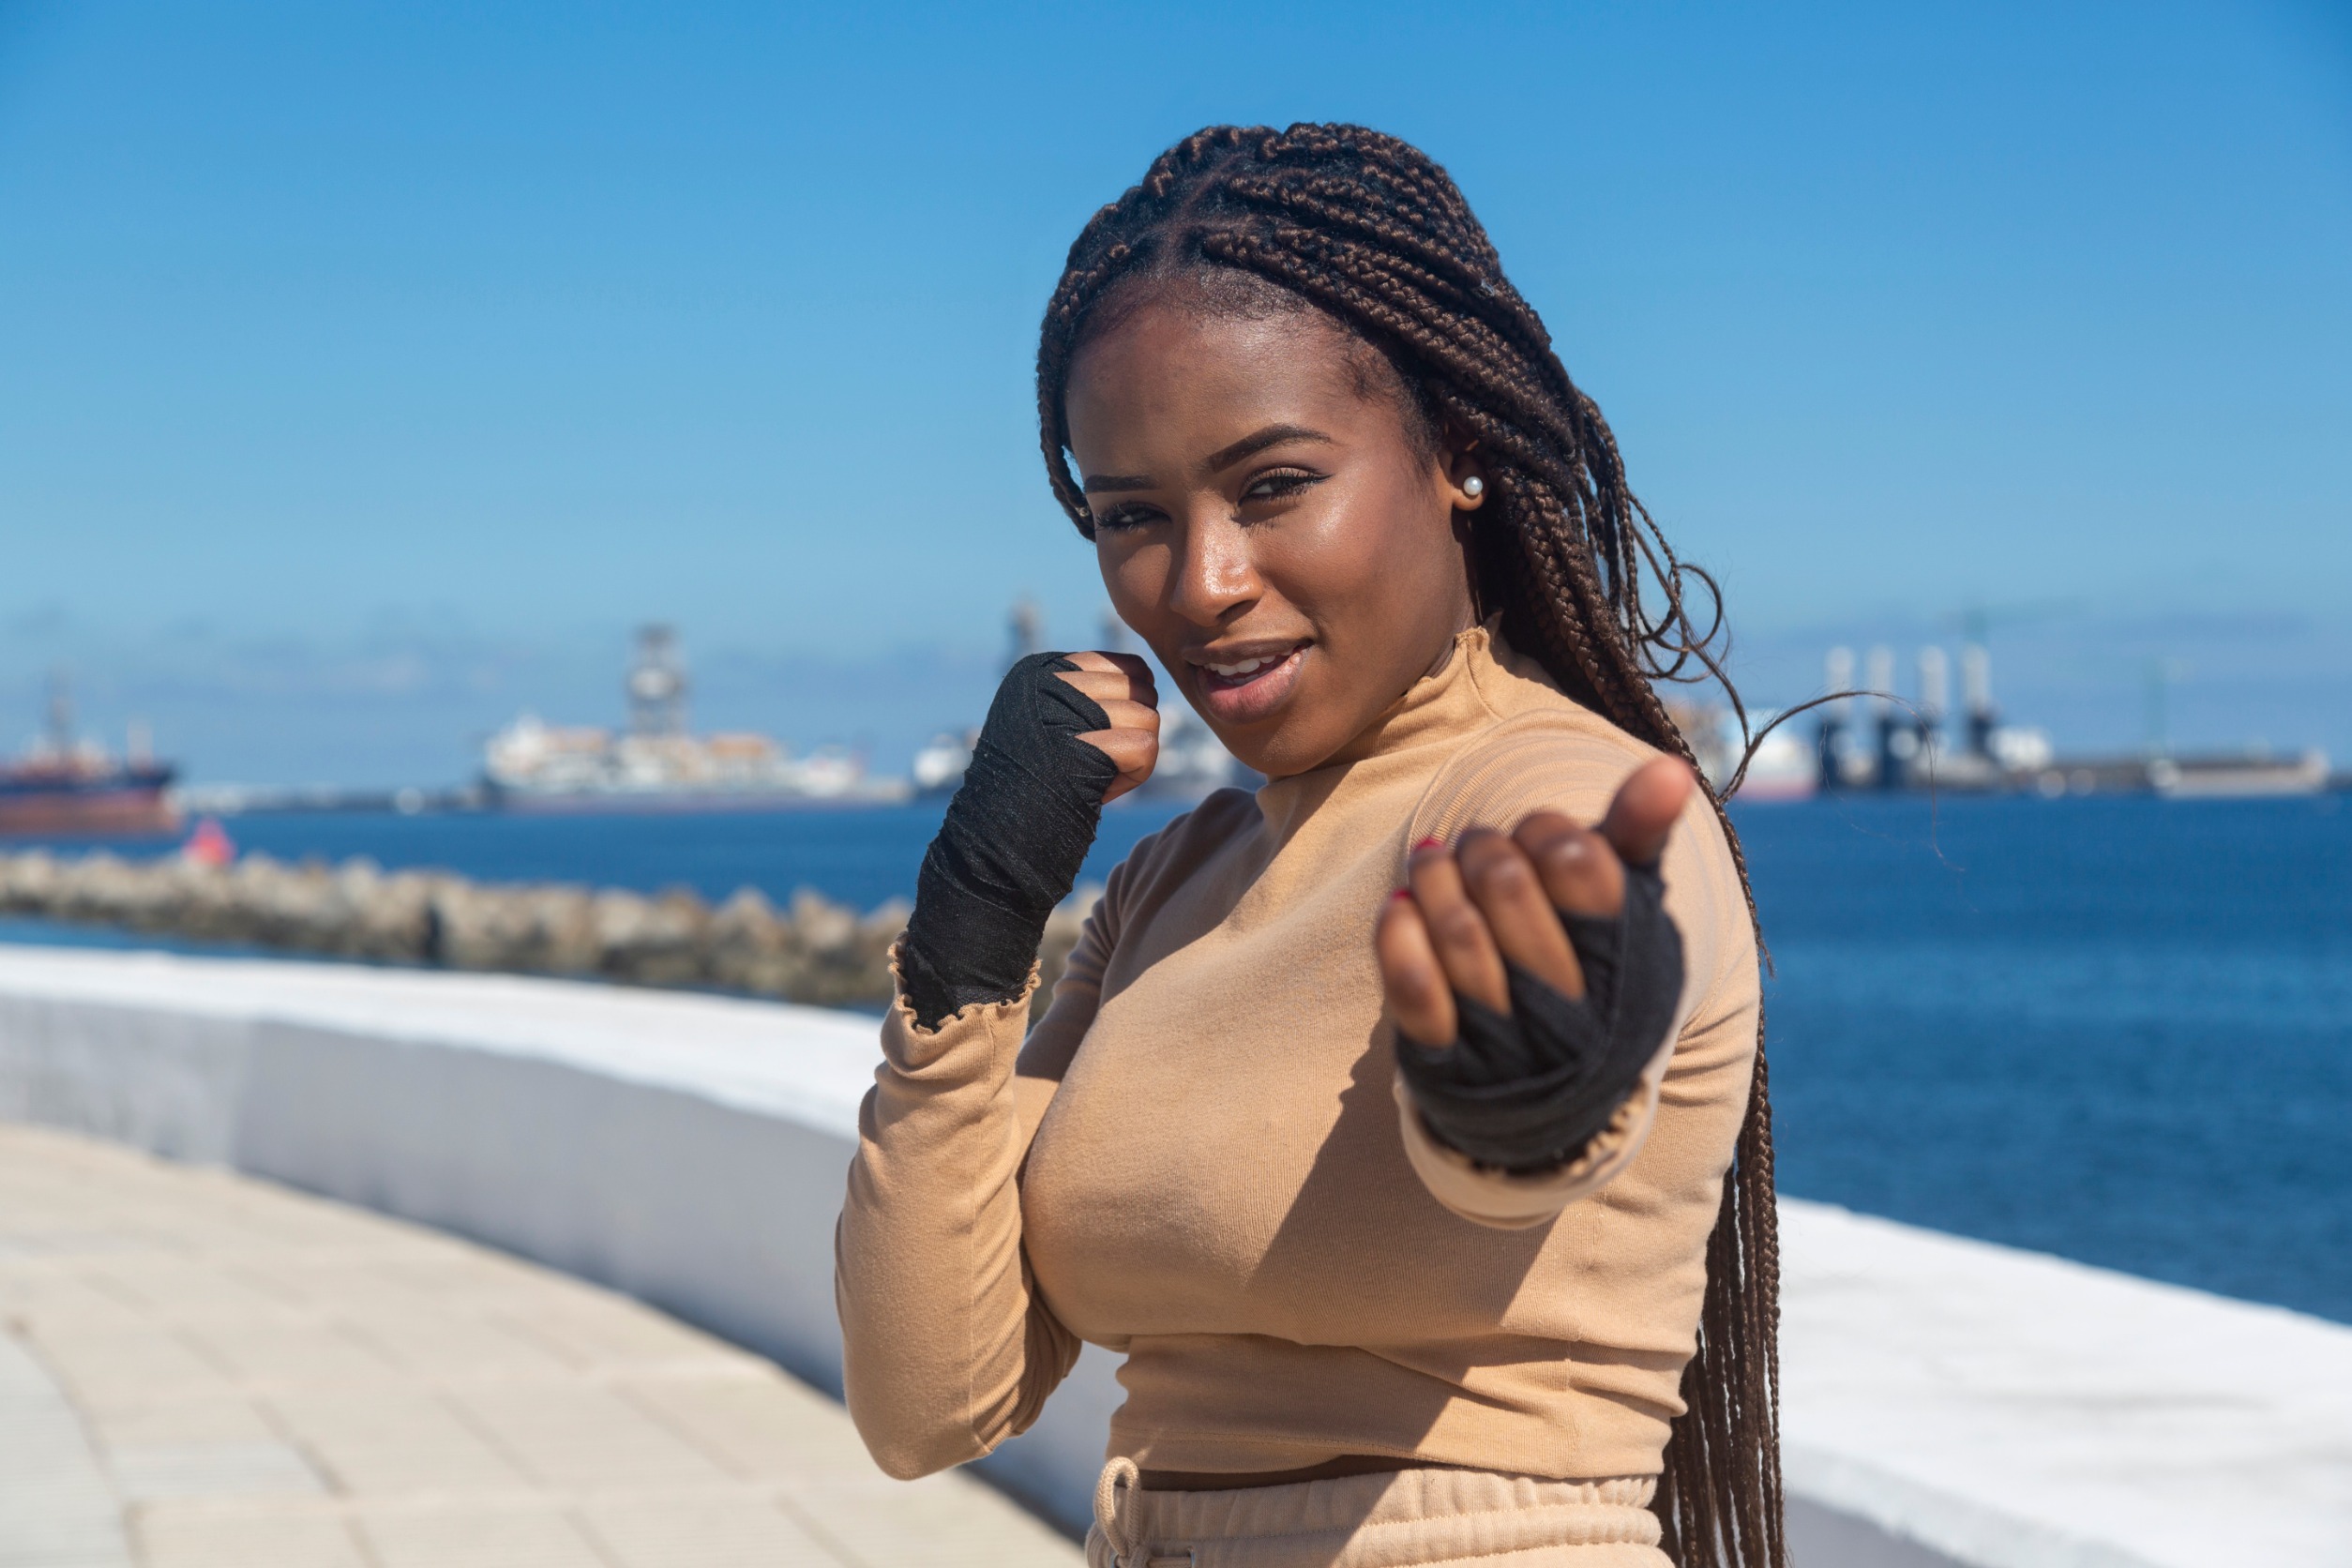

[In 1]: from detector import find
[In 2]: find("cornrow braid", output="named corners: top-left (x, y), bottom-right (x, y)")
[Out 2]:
top-left (1036, 125), bottom-right (1785, 1568)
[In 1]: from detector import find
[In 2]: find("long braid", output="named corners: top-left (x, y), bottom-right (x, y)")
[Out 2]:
top-left (1036, 124), bottom-right (1785, 1568)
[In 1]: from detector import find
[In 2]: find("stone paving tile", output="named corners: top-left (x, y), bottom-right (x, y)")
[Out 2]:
top-left (0, 1329), bottom-right (132, 1567)
top-left (620, 1370), bottom-right (886, 1484)
top-left (0, 1269), bottom-right (152, 1337)
top-left (135, 1503), bottom-right (369, 1568)
top-left (791, 1473), bottom-right (1085, 1567)
top-left (106, 1440), bottom-right (326, 1505)
top-left (0, 1123), bottom-right (1080, 1567)
top-left (336, 1302), bottom-right (580, 1379)
top-left (354, 1503), bottom-right (612, 1568)
top-left (82, 1395), bottom-right (281, 1451)
top-left (343, 1251), bottom-right (587, 1313)
top-left (510, 1294), bottom-right (768, 1374)
top-left (264, 1387), bottom-right (534, 1496)
top-left (450, 1380), bottom-right (743, 1490)
top-left (82, 1256), bottom-right (308, 1324)
top-left (30, 1329), bottom-right (249, 1412)
top-left (180, 1320), bottom-right (409, 1391)
top-left (582, 1495), bottom-right (844, 1567)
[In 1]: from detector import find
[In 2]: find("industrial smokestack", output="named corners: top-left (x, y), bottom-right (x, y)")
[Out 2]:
top-left (1962, 643), bottom-right (1997, 757)
top-left (1865, 646), bottom-right (1900, 789)
top-left (1919, 646), bottom-right (1949, 726)
top-left (1864, 646), bottom-right (1894, 710)
top-left (1825, 646), bottom-right (1855, 714)
top-left (1817, 647), bottom-right (1857, 790)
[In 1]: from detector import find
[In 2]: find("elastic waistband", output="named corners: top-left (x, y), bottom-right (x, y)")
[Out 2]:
top-left (1089, 1458), bottom-right (1664, 1568)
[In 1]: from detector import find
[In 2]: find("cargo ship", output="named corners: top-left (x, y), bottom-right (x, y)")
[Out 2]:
top-left (1811, 642), bottom-right (2329, 797)
top-left (0, 676), bottom-right (179, 837)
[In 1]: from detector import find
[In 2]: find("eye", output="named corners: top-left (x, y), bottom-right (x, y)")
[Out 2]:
top-left (1241, 467), bottom-right (1325, 504)
top-left (1092, 502), bottom-right (1164, 533)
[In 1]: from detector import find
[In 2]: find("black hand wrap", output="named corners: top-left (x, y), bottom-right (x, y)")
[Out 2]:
top-left (1395, 860), bottom-right (1685, 1173)
top-left (898, 653), bottom-right (1117, 1029)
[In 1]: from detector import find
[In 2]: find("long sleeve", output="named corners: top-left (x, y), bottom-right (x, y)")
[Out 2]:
top-left (834, 971), bottom-right (1079, 1477)
top-left (834, 880), bottom-right (1125, 1479)
top-left (1395, 711), bottom-right (1759, 1229)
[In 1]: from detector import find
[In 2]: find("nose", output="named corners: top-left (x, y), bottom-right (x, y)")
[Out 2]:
top-left (1167, 513), bottom-right (1259, 629)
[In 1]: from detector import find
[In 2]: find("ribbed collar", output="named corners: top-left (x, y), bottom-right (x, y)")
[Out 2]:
top-left (1250, 622), bottom-right (1522, 837)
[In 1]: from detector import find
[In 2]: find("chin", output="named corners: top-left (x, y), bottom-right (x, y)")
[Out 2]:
top-left (1214, 719), bottom-right (1334, 783)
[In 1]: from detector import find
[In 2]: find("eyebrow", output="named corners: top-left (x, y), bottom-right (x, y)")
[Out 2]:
top-left (1207, 423), bottom-right (1333, 473)
top-left (1079, 423), bottom-right (1335, 494)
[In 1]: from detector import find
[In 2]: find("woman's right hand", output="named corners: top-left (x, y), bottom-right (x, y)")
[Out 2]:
top-left (1055, 650), bottom-right (1160, 802)
top-left (897, 648), bottom-right (1161, 1026)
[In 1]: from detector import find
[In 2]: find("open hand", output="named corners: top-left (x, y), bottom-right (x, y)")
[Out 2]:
top-left (1057, 651), bottom-right (1160, 804)
top-left (1377, 757), bottom-right (1695, 1045)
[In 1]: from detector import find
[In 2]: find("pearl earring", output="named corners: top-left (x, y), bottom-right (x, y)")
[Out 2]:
top-left (1462, 475), bottom-right (1485, 498)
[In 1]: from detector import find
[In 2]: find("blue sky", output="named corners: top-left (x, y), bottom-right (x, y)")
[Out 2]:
top-left (3, 1), bottom-right (2347, 783)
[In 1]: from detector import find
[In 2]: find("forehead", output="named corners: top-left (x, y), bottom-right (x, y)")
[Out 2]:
top-left (1063, 298), bottom-right (1397, 461)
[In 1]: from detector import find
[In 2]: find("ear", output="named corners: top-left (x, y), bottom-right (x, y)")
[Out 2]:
top-left (1440, 435), bottom-right (1485, 512)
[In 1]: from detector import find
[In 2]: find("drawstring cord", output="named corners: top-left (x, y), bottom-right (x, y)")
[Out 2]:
top-left (1094, 1456), bottom-right (1146, 1567)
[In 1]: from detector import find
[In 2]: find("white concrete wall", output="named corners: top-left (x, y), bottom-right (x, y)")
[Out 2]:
top-left (2, 943), bottom-right (2346, 1567)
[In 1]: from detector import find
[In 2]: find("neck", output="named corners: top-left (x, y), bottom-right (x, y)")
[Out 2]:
top-left (1416, 579), bottom-right (1482, 684)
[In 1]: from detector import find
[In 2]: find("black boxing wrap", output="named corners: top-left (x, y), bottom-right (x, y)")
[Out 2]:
top-left (898, 653), bottom-right (1118, 1029)
top-left (1395, 859), bottom-right (1685, 1173)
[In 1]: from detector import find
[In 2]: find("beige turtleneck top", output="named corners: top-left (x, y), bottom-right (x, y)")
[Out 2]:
top-left (836, 625), bottom-right (1759, 1484)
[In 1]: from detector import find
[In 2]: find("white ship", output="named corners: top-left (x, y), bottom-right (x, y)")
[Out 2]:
top-left (910, 700), bottom-right (1243, 804)
top-left (483, 627), bottom-right (906, 811)
top-left (912, 607), bottom-right (1247, 804)
top-left (1667, 699), bottom-right (1819, 804)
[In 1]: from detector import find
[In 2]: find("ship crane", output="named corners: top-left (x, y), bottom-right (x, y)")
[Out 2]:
top-left (43, 670), bottom-right (74, 761)
top-left (626, 626), bottom-right (689, 738)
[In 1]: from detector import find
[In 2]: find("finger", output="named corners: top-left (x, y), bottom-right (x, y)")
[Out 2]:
top-left (1078, 730), bottom-right (1157, 803)
top-left (1377, 893), bottom-right (1458, 1046)
top-left (1514, 811), bottom-right (1624, 919)
top-left (1598, 757), bottom-right (1694, 869)
top-left (1058, 667), bottom-right (1159, 710)
top-left (1083, 699), bottom-right (1160, 735)
top-left (1406, 839), bottom-right (1509, 1014)
top-left (1060, 649), bottom-right (1159, 691)
top-left (1457, 828), bottom-right (1584, 999)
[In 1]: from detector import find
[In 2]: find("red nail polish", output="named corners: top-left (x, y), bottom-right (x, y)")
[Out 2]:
top-left (1390, 887), bottom-right (1412, 901)
top-left (1413, 837), bottom-right (1444, 852)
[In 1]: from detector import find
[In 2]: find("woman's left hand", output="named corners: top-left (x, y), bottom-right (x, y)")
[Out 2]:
top-left (1376, 757), bottom-right (1694, 1047)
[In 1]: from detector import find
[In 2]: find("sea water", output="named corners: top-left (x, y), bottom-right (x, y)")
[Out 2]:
top-left (4, 792), bottom-right (2346, 1322)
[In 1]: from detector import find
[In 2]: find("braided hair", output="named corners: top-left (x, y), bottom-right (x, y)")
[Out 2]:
top-left (1036, 125), bottom-right (1784, 1568)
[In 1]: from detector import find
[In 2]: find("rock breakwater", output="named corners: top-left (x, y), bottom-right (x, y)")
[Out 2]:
top-left (0, 850), bottom-right (1095, 1009)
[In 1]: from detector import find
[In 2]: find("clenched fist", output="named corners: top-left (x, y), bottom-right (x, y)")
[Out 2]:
top-left (1056, 650), bottom-right (1160, 802)
top-left (897, 650), bottom-right (1159, 1028)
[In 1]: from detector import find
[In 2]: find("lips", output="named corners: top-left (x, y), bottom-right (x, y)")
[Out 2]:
top-left (1188, 641), bottom-right (1310, 726)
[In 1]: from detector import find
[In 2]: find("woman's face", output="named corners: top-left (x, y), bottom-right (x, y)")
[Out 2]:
top-left (1064, 295), bottom-right (1481, 779)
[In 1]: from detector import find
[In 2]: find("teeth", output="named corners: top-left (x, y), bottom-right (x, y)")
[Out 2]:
top-left (1209, 657), bottom-right (1269, 678)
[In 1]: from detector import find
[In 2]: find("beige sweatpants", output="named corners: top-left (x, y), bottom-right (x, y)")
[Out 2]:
top-left (1085, 1458), bottom-right (1670, 1568)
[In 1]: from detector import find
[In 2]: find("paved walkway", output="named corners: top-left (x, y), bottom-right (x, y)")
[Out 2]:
top-left (0, 1124), bottom-right (1079, 1568)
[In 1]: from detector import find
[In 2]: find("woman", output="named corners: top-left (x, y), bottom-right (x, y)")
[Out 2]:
top-left (837, 125), bottom-right (1780, 1568)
